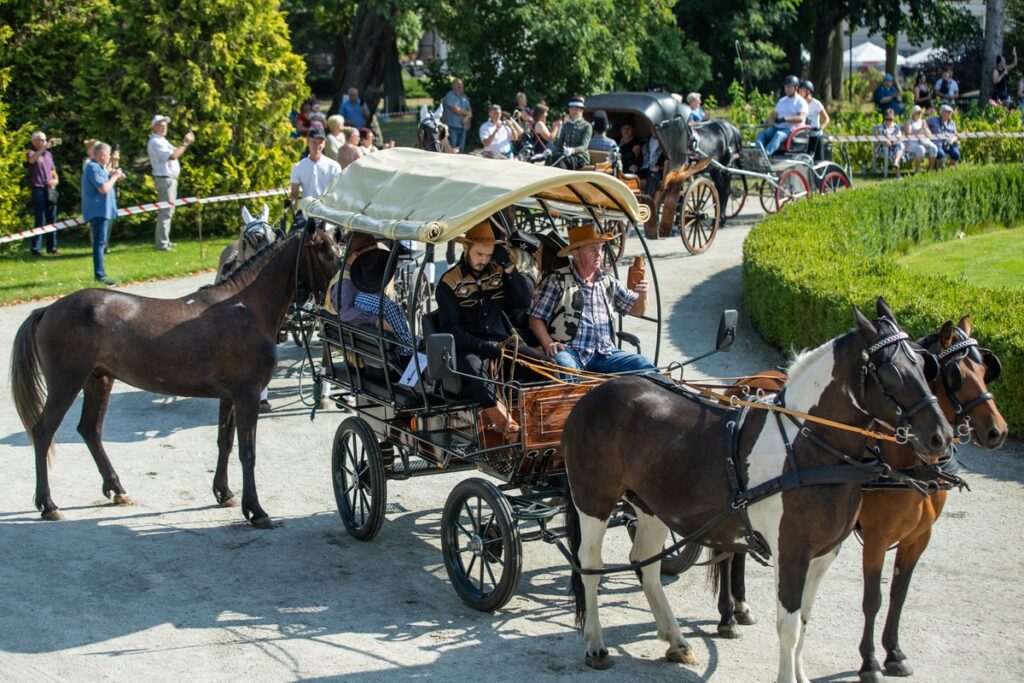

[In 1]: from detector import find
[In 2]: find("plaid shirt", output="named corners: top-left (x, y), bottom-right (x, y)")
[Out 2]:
top-left (354, 292), bottom-right (413, 353)
top-left (529, 267), bottom-right (637, 366)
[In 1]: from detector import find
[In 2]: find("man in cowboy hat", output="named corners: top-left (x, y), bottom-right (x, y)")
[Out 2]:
top-left (549, 96), bottom-right (592, 169)
top-left (436, 220), bottom-right (546, 433)
top-left (528, 224), bottom-right (654, 377)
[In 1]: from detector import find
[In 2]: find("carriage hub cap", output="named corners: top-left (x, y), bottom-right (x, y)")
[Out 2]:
top-left (466, 534), bottom-right (484, 556)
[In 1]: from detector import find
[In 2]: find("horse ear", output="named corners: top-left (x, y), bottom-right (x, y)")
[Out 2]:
top-left (241, 206), bottom-right (254, 225)
top-left (260, 205), bottom-right (269, 223)
top-left (854, 305), bottom-right (878, 341)
top-left (875, 296), bottom-right (897, 323)
top-left (958, 315), bottom-right (973, 337)
top-left (419, 105), bottom-right (429, 123)
top-left (939, 320), bottom-right (955, 351)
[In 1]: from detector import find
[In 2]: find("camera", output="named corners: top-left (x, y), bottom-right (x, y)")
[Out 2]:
top-left (47, 137), bottom-right (63, 148)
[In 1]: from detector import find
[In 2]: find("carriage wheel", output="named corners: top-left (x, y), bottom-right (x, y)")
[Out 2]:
top-left (626, 514), bottom-right (704, 576)
top-left (441, 477), bottom-right (523, 612)
top-left (819, 170), bottom-right (851, 194)
top-left (757, 179), bottom-right (779, 215)
top-left (676, 177), bottom-right (720, 255)
top-left (332, 417), bottom-right (387, 541)
top-left (724, 174), bottom-right (748, 219)
top-left (775, 169), bottom-right (811, 209)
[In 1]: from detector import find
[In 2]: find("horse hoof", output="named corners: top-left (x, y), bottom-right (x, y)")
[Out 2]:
top-left (717, 624), bottom-right (742, 639)
top-left (41, 509), bottom-right (65, 521)
top-left (113, 494), bottom-right (136, 506)
top-left (250, 515), bottom-right (275, 529)
top-left (585, 648), bottom-right (614, 670)
top-left (858, 670), bottom-right (884, 683)
top-left (884, 660), bottom-right (913, 677)
top-left (734, 611), bottom-right (756, 626)
top-left (666, 646), bottom-right (696, 664)
top-left (220, 496), bottom-right (240, 508)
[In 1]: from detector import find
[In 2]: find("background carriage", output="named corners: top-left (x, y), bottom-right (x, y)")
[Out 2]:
top-left (301, 149), bottom-right (724, 610)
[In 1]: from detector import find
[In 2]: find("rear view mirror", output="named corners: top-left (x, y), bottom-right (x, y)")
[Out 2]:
top-left (426, 334), bottom-right (456, 380)
top-left (716, 310), bottom-right (738, 352)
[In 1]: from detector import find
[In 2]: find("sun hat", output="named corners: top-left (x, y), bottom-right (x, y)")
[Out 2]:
top-left (350, 247), bottom-right (398, 294)
top-left (150, 114), bottom-right (171, 126)
top-left (557, 223), bottom-right (616, 257)
top-left (454, 220), bottom-right (508, 245)
top-left (910, 105), bottom-right (923, 115)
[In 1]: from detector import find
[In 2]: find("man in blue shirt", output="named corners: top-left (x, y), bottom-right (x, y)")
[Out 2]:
top-left (873, 73), bottom-right (904, 115)
top-left (340, 87), bottom-right (370, 129)
top-left (81, 142), bottom-right (125, 286)
top-left (442, 78), bottom-right (471, 153)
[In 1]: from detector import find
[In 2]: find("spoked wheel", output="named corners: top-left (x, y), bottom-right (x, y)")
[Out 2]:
top-left (625, 514), bottom-right (704, 576)
top-left (332, 417), bottom-right (387, 541)
top-left (441, 478), bottom-right (522, 612)
top-left (819, 167), bottom-right (851, 194)
top-left (775, 168), bottom-right (811, 209)
top-left (604, 220), bottom-right (628, 265)
top-left (724, 173), bottom-right (748, 219)
top-left (676, 177), bottom-right (720, 255)
top-left (758, 179), bottom-right (780, 214)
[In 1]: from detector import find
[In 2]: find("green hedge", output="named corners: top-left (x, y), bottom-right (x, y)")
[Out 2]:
top-left (743, 164), bottom-right (1024, 434)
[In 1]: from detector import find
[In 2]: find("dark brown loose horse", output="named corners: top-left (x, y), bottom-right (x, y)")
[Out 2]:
top-left (10, 222), bottom-right (339, 528)
top-left (562, 300), bottom-right (953, 682)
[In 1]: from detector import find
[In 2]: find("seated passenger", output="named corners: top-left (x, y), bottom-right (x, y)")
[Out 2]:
top-left (588, 110), bottom-right (617, 153)
top-left (528, 224), bottom-right (655, 377)
top-left (436, 221), bottom-right (548, 434)
top-left (686, 93), bottom-right (709, 124)
top-left (327, 232), bottom-right (379, 320)
top-left (756, 75), bottom-right (808, 156)
top-left (927, 104), bottom-right (961, 166)
top-left (873, 108), bottom-right (907, 178)
top-left (617, 123), bottom-right (642, 174)
top-left (348, 247), bottom-right (413, 356)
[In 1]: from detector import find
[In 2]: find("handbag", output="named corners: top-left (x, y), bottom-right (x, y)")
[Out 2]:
top-left (46, 186), bottom-right (59, 204)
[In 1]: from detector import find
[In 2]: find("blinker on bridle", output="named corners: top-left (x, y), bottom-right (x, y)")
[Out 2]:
top-left (860, 329), bottom-right (938, 445)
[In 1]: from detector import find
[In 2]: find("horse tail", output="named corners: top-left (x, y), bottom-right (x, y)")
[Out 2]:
top-left (564, 470), bottom-right (586, 631)
top-left (706, 552), bottom-right (722, 592)
top-left (11, 308), bottom-right (51, 463)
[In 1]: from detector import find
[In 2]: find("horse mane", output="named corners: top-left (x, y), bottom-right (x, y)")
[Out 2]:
top-left (200, 229), bottom-right (300, 291)
top-left (785, 340), bottom-right (833, 380)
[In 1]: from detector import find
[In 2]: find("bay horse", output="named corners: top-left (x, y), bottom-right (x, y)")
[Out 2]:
top-left (214, 205), bottom-right (277, 283)
top-left (562, 299), bottom-right (953, 682)
top-left (709, 317), bottom-right (1008, 682)
top-left (10, 221), bottom-right (339, 528)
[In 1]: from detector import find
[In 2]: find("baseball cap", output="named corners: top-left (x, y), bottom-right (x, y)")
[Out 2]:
top-left (489, 103), bottom-right (502, 112)
top-left (308, 128), bottom-right (326, 139)
top-left (883, 73), bottom-right (894, 82)
top-left (939, 104), bottom-right (954, 113)
top-left (151, 114), bottom-right (171, 126)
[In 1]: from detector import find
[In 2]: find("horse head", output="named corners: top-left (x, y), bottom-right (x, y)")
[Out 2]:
top-left (297, 220), bottom-right (341, 307)
top-left (417, 104), bottom-right (446, 153)
top-left (924, 316), bottom-right (1008, 449)
top-left (848, 297), bottom-right (953, 462)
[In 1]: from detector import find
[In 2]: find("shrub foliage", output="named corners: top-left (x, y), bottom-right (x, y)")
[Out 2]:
top-left (743, 165), bottom-right (1024, 434)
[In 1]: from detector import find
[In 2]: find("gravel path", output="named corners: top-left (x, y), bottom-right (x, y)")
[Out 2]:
top-left (1, 205), bottom-right (1021, 682)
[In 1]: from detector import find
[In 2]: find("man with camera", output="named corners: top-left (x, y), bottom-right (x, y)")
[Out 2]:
top-left (147, 114), bottom-right (195, 252)
top-left (479, 104), bottom-right (522, 157)
top-left (82, 142), bottom-right (125, 287)
top-left (26, 131), bottom-right (61, 256)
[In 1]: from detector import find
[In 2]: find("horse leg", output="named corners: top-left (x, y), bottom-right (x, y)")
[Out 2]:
top-left (32, 384), bottom-right (84, 520)
top-left (881, 530), bottom-right (931, 677)
top-left (858, 534), bottom-right (890, 683)
top-left (716, 554), bottom-right (740, 638)
top-left (234, 394), bottom-right (272, 528)
top-left (773, 548), bottom-right (811, 683)
top-left (213, 398), bottom-right (238, 507)
top-left (732, 552), bottom-right (756, 625)
top-left (630, 509), bottom-right (694, 663)
top-left (794, 547), bottom-right (841, 683)
top-left (577, 510), bottom-right (612, 669)
top-left (76, 373), bottom-right (132, 506)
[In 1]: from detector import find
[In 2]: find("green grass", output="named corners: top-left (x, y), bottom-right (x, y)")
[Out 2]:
top-left (0, 233), bottom-right (235, 304)
top-left (896, 227), bottom-right (1024, 291)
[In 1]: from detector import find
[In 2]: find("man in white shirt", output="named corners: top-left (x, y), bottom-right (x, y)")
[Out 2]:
top-left (479, 104), bottom-right (521, 157)
top-left (147, 114), bottom-right (195, 251)
top-left (756, 75), bottom-right (808, 156)
top-left (289, 128), bottom-right (341, 208)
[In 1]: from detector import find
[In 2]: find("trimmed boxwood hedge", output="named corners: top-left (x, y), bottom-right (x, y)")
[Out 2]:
top-left (744, 164), bottom-right (1024, 434)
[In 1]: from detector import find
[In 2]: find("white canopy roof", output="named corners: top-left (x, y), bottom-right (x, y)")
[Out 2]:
top-left (844, 41), bottom-right (906, 68)
top-left (300, 148), bottom-right (644, 244)
top-left (904, 47), bottom-right (946, 67)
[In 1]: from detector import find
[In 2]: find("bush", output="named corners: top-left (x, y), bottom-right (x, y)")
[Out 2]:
top-left (0, 25), bottom-right (31, 242)
top-left (743, 165), bottom-right (1024, 434)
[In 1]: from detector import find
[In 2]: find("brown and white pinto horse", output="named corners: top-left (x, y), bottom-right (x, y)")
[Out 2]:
top-left (10, 222), bottom-right (339, 527)
top-left (562, 300), bottom-right (953, 682)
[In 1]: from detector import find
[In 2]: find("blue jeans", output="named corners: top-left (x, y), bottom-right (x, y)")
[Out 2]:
top-left (448, 127), bottom-right (467, 152)
top-left (943, 142), bottom-right (961, 162)
top-left (90, 217), bottom-right (111, 280)
top-left (29, 187), bottom-right (58, 254)
top-left (553, 347), bottom-right (656, 381)
top-left (756, 127), bottom-right (790, 156)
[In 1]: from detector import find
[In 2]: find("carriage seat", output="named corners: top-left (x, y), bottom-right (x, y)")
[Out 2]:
top-left (778, 125), bottom-right (811, 155)
top-left (420, 310), bottom-right (465, 396)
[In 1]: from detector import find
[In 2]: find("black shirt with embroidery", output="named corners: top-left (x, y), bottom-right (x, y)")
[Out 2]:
top-left (436, 258), bottom-right (532, 353)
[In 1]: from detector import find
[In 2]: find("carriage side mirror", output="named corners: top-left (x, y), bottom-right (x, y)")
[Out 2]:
top-left (426, 334), bottom-right (457, 380)
top-left (716, 310), bottom-right (738, 352)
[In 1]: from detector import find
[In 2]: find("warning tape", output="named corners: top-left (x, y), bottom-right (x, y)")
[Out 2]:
top-left (829, 130), bottom-right (1024, 143)
top-left (0, 187), bottom-right (288, 245)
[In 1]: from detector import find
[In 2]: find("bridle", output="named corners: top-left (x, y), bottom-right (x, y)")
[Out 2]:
top-left (293, 223), bottom-right (337, 308)
top-left (929, 328), bottom-right (1002, 441)
top-left (240, 219), bottom-right (275, 254)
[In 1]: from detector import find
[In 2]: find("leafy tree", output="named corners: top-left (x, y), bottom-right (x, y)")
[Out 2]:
top-left (0, 24), bottom-right (32, 242)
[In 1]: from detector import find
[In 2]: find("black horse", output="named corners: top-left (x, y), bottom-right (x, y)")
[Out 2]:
top-left (693, 120), bottom-right (743, 222)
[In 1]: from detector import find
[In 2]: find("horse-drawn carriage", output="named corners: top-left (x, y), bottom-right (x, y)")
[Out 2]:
top-left (300, 148), bottom-right (732, 610)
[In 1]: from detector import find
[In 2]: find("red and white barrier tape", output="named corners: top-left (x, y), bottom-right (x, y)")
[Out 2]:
top-left (0, 187), bottom-right (287, 245)
top-left (829, 131), bottom-right (1024, 143)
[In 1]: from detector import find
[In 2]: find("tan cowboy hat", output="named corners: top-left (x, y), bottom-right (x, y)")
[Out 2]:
top-left (557, 223), bottom-right (615, 257)
top-left (454, 219), bottom-right (508, 245)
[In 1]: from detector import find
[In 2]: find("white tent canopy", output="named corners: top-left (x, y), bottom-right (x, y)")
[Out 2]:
top-left (844, 41), bottom-right (906, 69)
top-left (904, 47), bottom-right (946, 67)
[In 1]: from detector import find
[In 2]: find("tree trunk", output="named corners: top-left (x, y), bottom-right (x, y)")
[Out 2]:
top-left (809, 6), bottom-right (843, 107)
top-left (884, 32), bottom-right (899, 79)
top-left (980, 0), bottom-right (1007, 104)
top-left (331, 1), bottom-right (405, 118)
top-left (830, 22), bottom-right (845, 103)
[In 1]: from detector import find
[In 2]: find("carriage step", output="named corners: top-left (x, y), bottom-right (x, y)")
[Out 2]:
top-left (389, 457), bottom-right (474, 478)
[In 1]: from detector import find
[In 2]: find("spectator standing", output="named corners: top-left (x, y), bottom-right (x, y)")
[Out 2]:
top-left (756, 75), bottom-right (808, 155)
top-left (324, 114), bottom-right (346, 161)
top-left (1018, 75), bottom-right (1024, 110)
top-left (935, 67), bottom-right (959, 107)
top-left (993, 50), bottom-right (1018, 105)
top-left (686, 93), bottom-right (708, 123)
top-left (903, 105), bottom-right (939, 172)
top-left (340, 88), bottom-right (370, 129)
top-left (531, 103), bottom-right (555, 154)
top-left (442, 78), bottom-right (471, 153)
top-left (337, 127), bottom-right (364, 169)
top-left (912, 73), bottom-right (933, 111)
top-left (294, 99), bottom-right (313, 137)
top-left (873, 73), bottom-right (904, 115)
top-left (147, 114), bottom-right (195, 252)
top-left (309, 101), bottom-right (327, 132)
top-left (550, 96), bottom-right (592, 169)
top-left (82, 142), bottom-right (124, 286)
top-left (927, 104), bottom-right (961, 166)
top-left (479, 104), bottom-right (521, 157)
top-left (289, 128), bottom-right (342, 207)
top-left (25, 131), bottom-right (60, 256)
top-left (359, 127), bottom-right (394, 154)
